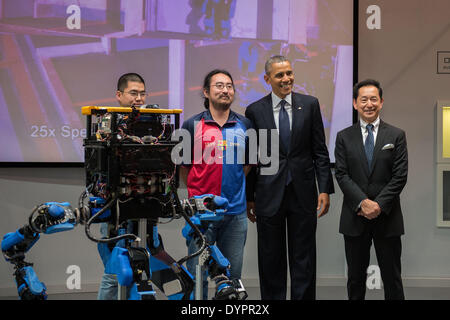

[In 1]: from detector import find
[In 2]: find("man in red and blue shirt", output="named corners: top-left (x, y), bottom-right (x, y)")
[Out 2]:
top-left (179, 69), bottom-right (252, 299)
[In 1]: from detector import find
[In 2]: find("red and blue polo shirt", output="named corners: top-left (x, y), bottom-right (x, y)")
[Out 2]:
top-left (181, 109), bottom-right (253, 215)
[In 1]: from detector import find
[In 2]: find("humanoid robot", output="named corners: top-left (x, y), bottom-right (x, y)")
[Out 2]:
top-left (2, 106), bottom-right (247, 300)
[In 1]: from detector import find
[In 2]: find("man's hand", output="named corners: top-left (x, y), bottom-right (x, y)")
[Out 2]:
top-left (358, 199), bottom-right (381, 220)
top-left (247, 201), bottom-right (256, 223)
top-left (317, 193), bottom-right (330, 218)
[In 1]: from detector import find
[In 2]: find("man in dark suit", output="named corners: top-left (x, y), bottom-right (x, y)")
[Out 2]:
top-left (245, 55), bottom-right (334, 300)
top-left (334, 79), bottom-right (408, 300)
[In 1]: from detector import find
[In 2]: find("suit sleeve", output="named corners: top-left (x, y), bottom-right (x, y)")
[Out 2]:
top-left (374, 130), bottom-right (408, 215)
top-left (334, 131), bottom-right (368, 212)
top-left (245, 106), bottom-right (256, 202)
top-left (311, 98), bottom-right (335, 194)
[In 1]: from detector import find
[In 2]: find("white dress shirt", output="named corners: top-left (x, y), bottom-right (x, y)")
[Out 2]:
top-left (359, 116), bottom-right (380, 145)
top-left (272, 92), bottom-right (293, 131)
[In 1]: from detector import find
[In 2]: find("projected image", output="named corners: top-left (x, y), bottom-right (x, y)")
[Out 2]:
top-left (0, 0), bottom-right (353, 163)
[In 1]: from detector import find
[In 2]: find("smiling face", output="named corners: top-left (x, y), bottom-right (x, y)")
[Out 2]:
top-left (353, 85), bottom-right (383, 123)
top-left (264, 60), bottom-right (294, 99)
top-left (204, 73), bottom-right (235, 110)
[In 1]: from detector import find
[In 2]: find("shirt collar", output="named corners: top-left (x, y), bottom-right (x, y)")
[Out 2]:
top-left (272, 92), bottom-right (292, 109)
top-left (203, 109), bottom-right (237, 125)
top-left (359, 117), bottom-right (380, 130)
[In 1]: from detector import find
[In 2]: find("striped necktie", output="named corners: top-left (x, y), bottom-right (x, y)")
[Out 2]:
top-left (365, 123), bottom-right (374, 168)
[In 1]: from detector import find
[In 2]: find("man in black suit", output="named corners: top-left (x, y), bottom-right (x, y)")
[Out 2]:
top-left (245, 55), bottom-right (334, 300)
top-left (334, 79), bottom-right (408, 300)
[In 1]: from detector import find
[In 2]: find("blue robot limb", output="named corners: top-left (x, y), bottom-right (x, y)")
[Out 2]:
top-left (101, 225), bottom-right (156, 300)
top-left (107, 245), bottom-right (156, 300)
top-left (133, 192), bottom-right (221, 300)
top-left (147, 225), bottom-right (195, 300)
top-left (1, 199), bottom-right (146, 300)
top-left (181, 194), bottom-right (227, 243)
top-left (1, 202), bottom-right (78, 300)
top-left (2, 193), bottom-right (246, 300)
top-left (132, 193), bottom-right (237, 301)
top-left (15, 266), bottom-right (47, 300)
top-left (84, 190), bottom-right (194, 300)
top-left (180, 194), bottom-right (248, 300)
top-left (100, 222), bottom-right (195, 300)
top-left (1, 226), bottom-right (46, 300)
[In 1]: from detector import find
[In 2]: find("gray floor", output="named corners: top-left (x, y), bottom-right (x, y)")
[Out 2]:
top-left (2, 286), bottom-right (450, 300)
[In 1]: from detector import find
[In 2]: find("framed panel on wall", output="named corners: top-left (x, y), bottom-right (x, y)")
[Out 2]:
top-left (436, 101), bottom-right (450, 163)
top-left (436, 101), bottom-right (450, 227)
top-left (437, 164), bottom-right (450, 227)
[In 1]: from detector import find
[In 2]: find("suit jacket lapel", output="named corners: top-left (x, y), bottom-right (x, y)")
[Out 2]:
top-left (261, 94), bottom-right (276, 130)
top-left (258, 94), bottom-right (281, 156)
top-left (290, 92), bottom-right (305, 150)
top-left (352, 122), bottom-right (371, 177)
top-left (369, 120), bottom-right (387, 173)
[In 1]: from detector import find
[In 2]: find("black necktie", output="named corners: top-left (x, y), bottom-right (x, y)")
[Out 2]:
top-left (365, 123), bottom-right (374, 168)
top-left (278, 100), bottom-right (292, 185)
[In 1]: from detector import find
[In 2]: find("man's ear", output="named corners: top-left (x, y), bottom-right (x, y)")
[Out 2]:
top-left (116, 90), bottom-right (123, 104)
top-left (203, 88), bottom-right (209, 99)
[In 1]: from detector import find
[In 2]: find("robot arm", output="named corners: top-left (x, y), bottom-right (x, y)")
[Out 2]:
top-left (180, 194), bottom-right (248, 300)
top-left (207, 245), bottom-right (247, 300)
top-left (2, 202), bottom-right (80, 262)
top-left (2, 194), bottom-right (247, 300)
top-left (2, 226), bottom-right (39, 262)
top-left (179, 194), bottom-right (227, 265)
top-left (2, 225), bottom-right (45, 300)
top-left (1, 202), bottom-right (78, 300)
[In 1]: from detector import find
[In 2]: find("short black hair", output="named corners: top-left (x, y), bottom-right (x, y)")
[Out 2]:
top-left (353, 79), bottom-right (383, 100)
top-left (117, 73), bottom-right (145, 92)
top-left (202, 69), bottom-right (234, 109)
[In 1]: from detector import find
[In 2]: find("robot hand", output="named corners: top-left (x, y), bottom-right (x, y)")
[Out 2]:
top-left (213, 278), bottom-right (247, 300)
top-left (206, 245), bottom-right (248, 300)
top-left (181, 194), bottom-right (229, 241)
top-left (184, 194), bottom-right (229, 217)
top-left (13, 265), bottom-right (47, 300)
top-left (28, 202), bottom-right (79, 234)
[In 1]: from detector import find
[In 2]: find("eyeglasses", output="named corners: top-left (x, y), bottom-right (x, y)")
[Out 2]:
top-left (122, 91), bottom-right (148, 98)
top-left (211, 82), bottom-right (234, 91)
